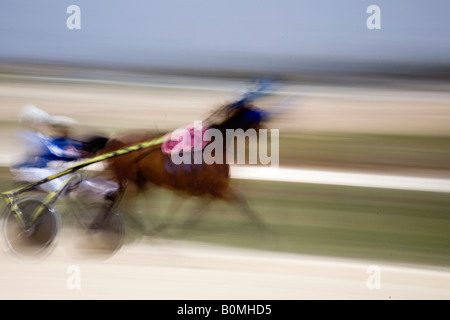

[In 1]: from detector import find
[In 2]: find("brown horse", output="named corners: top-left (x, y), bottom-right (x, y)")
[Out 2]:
top-left (102, 95), bottom-right (274, 233)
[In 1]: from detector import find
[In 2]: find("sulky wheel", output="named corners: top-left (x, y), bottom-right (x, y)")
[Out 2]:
top-left (1, 195), bottom-right (61, 260)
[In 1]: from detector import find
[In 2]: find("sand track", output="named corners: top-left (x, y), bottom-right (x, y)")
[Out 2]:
top-left (1, 232), bottom-right (450, 300)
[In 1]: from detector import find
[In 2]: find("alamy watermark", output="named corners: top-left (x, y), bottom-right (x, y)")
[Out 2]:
top-left (66, 264), bottom-right (81, 290)
top-left (66, 5), bottom-right (81, 30)
top-left (67, 4), bottom-right (381, 31)
top-left (166, 121), bottom-right (279, 167)
top-left (367, 5), bottom-right (381, 30)
top-left (366, 265), bottom-right (381, 290)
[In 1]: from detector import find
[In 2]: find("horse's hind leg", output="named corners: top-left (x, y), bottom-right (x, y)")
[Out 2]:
top-left (181, 197), bottom-right (213, 229)
top-left (88, 183), bottom-right (125, 229)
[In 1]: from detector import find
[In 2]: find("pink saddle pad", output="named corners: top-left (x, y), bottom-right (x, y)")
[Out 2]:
top-left (162, 125), bottom-right (209, 155)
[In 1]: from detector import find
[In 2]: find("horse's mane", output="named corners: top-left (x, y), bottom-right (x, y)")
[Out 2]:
top-left (205, 102), bottom-right (259, 128)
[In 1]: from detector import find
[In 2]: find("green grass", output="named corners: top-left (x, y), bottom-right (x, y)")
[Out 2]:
top-left (279, 131), bottom-right (450, 171)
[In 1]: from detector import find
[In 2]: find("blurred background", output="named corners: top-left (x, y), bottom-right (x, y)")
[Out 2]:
top-left (1, 0), bottom-right (450, 270)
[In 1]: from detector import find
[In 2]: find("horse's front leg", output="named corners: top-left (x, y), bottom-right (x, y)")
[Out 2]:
top-left (227, 191), bottom-right (269, 232)
top-left (152, 191), bottom-right (187, 234)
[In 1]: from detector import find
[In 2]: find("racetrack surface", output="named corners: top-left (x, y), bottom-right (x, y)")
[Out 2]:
top-left (1, 233), bottom-right (450, 300)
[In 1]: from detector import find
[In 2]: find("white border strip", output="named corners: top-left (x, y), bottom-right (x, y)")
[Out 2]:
top-left (230, 166), bottom-right (450, 193)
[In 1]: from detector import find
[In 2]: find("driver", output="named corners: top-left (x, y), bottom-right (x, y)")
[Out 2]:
top-left (11, 105), bottom-right (119, 202)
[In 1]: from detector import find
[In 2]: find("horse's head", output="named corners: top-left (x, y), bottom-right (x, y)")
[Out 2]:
top-left (227, 103), bottom-right (270, 131)
top-left (210, 80), bottom-right (273, 131)
top-left (222, 79), bottom-right (301, 131)
top-left (208, 101), bottom-right (271, 133)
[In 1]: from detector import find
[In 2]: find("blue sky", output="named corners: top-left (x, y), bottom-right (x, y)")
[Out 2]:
top-left (1, 0), bottom-right (449, 72)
